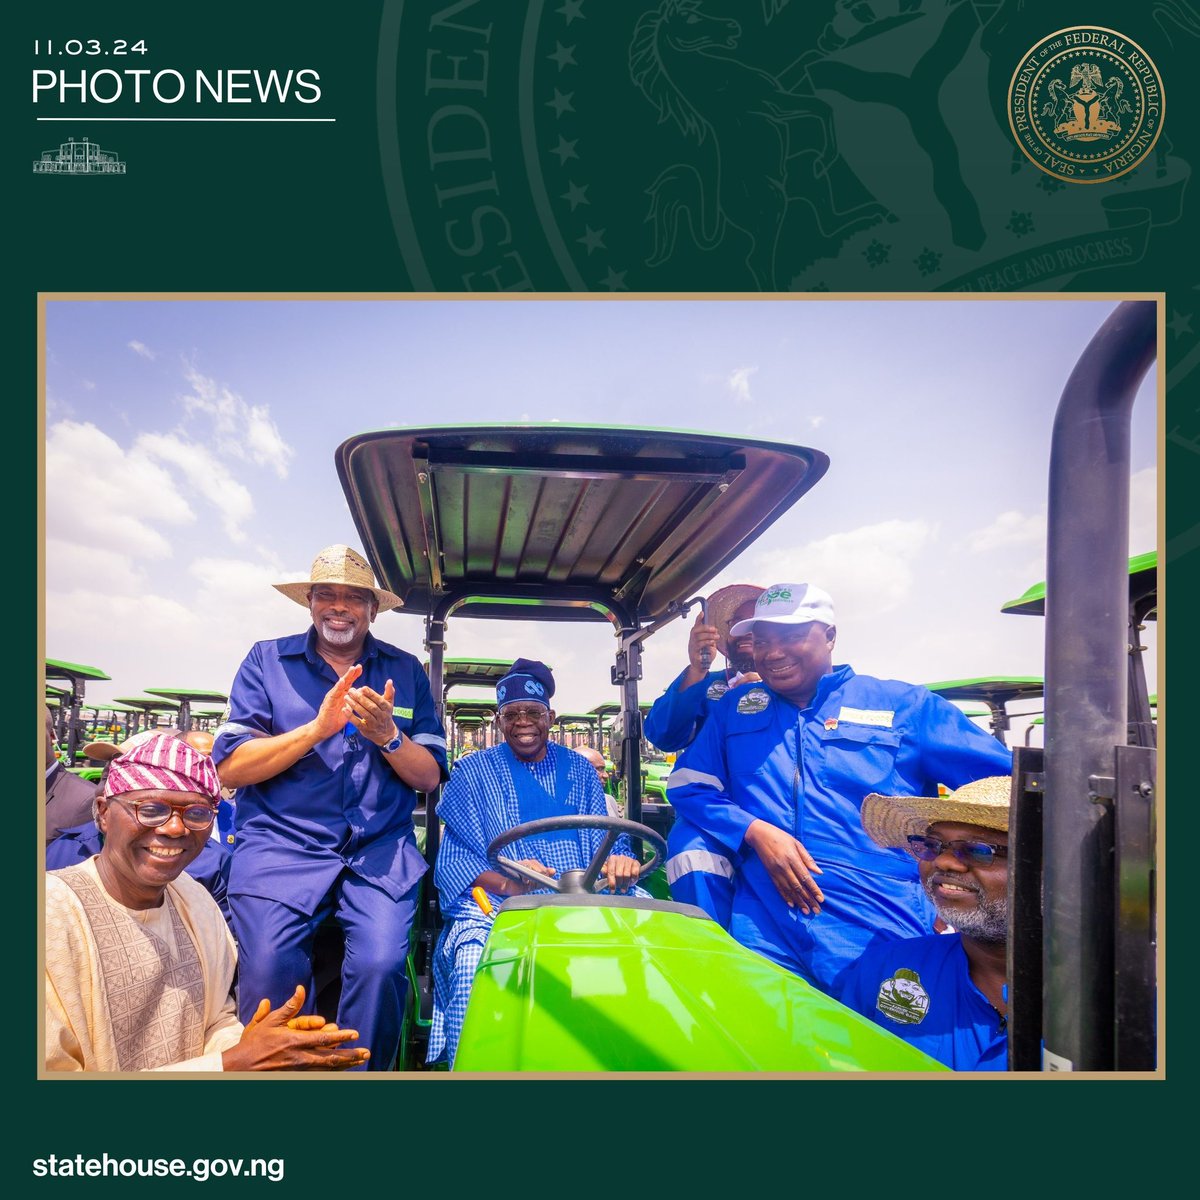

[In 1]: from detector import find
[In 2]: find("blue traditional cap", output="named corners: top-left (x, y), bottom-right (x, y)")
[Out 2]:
top-left (496, 658), bottom-right (555, 709)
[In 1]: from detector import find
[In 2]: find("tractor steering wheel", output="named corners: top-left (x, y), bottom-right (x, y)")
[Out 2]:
top-left (486, 814), bottom-right (666, 896)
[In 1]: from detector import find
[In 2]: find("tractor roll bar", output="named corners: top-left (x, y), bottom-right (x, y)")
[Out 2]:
top-left (1041, 299), bottom-right (1157, 1070)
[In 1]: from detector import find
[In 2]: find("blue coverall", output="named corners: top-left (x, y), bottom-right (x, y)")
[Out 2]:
top-left (665, 664), bottom-right (1013, 991)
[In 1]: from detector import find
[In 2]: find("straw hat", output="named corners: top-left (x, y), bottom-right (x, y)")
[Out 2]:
top-left (705, 584), bottom-right (764, 656)
top-left (861, 776), bottom-right (1012, 850)
top-left (273, 545), bottom-right (402, 612)
top-left (81, 740), bottom-right (123, 763)
top-left (83, 728), bottom-right (176, 763)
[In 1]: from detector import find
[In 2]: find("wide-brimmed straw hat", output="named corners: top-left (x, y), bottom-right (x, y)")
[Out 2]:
top-left (83, 728), bottom-right (183, 764)
top-left (273, 545), bottom-right (402, 612)
top-left (705, 584), bottom-right (764, 656)
top-left (861, 775), bottom-right (1012, 850)
top-left (81, 740), bottom-right (123, 763)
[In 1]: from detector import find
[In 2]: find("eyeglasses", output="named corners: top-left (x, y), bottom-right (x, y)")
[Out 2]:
top-left (906, 835), bottom-right (1008, 866)
top-left (310, 587), bottom-right (373, 608)
top-left (499, 706), bottom-right (550, 723)
top-left (115, 797), bottom-right (218, 831)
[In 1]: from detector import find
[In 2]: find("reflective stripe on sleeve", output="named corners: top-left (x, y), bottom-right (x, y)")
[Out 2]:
top-left (413, 733), bottom-right (448, 750)
top-left (213, 722), bottom-right (262, 740)
top-left (666, 767), bottom-right (724, 792)
top-left (666, 849), bottom-right (735, 884)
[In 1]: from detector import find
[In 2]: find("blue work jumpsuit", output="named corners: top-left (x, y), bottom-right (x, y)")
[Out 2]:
top-left (665, 664), bottom-right (1013, 991)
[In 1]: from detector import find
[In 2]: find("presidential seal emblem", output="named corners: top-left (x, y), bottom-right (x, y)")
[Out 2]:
top-left (876, 968), bottom-right (930, 1026)
top-left (1008, 27), bottom-right (1164, 184)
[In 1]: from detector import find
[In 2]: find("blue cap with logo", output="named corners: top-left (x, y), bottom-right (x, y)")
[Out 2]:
top-left (496, 658), bottom-right (555, 709)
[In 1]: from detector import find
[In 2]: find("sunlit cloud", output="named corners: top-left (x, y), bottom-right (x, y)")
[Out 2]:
top-left (727, 366), bottom-right (758, 405)
top-left (128, 340), bottom-right (156, 360)
top-left (180, 364), bottom-right (294, 479)
top-left (136, 432), bottom-right (255, 543)
top-left (967, 509), bottom-right (1047, 553)
top-left (45, 420), bottom-right (195, 561)
top-left (746, 519), bottom-right (937, 620)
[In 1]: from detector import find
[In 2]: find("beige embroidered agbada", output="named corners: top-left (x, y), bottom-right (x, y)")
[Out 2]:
top-left (45, 858), bottom-right (242, 1072)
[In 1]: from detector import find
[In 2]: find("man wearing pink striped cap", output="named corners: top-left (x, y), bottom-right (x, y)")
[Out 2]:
top-left (45, 731), bottom-right (370, 1072)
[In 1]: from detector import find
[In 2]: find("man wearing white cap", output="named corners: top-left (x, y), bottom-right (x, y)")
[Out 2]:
top-left (645, 584), bottom-right (762, 927)
top-left (836, 777), bottom-right (1013, 1070)
top-left (213, 545), bottom-right (449, 1071)
top-left (666, 582), bottom-right (1012, 993)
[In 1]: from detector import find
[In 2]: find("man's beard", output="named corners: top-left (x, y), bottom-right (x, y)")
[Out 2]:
top-left (318, 617), bottom-right (358, 646)
top-left (728, 647), bottom-right (755, 674)
top-left (925, 876), bottom-right (1009, 943)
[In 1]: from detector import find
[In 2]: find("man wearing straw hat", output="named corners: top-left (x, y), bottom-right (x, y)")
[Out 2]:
top-left (835, 776), bottom-right (1013, 1070)
top-left (213, 545), bottom-right (448, 1071)
top-left (666, 581), bottom-right (1012, 993)
top-left (645, 584), bottom-right (762, 926)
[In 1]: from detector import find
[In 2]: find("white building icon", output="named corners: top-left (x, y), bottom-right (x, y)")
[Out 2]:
top-left (33, 137), bottom-right (126, 174)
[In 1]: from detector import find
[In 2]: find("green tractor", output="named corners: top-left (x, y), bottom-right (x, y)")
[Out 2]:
top-left (329, 301), bottom-right (1157, 1072)
top-left (336, 423), bottom-right (943, 1071)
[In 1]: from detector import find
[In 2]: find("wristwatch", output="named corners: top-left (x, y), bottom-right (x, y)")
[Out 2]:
top-left (382, 725), bottom-right (404, 754)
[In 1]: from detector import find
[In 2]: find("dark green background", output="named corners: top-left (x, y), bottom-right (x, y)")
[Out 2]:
top-left (14, 0), bottom-right (1188, 1185)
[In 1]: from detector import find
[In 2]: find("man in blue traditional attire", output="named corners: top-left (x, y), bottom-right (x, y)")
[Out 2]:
top-left (213, 545), bottom-right (448, 1071)
top-left (645, 583), bottom-right (762, 926)
top-left (665, 582), bottom-right (1013, 994)
top-left (836, 776), bottom-right (1012, 1070)
top-left (428, 658), bottom-right (642, 1067)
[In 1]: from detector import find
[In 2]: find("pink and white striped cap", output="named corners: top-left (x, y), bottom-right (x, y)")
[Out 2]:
top-left (103, 731), bottom-right (220, 803)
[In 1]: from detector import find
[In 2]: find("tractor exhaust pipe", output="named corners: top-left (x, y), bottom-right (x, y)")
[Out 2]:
top-left (1042, 300), bottom-right (1156, 1070)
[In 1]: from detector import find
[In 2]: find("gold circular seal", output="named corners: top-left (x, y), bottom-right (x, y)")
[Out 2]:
top-left (1008, 26), bottom-right (1164, 184)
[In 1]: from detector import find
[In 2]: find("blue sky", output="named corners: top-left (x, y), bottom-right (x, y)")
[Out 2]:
top-left (43, 298), bottom-right (1158, 741)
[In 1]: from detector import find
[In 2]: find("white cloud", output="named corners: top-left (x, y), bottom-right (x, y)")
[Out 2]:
top-left (46, 586), bottom-right (217, 699)
top-left (135, 432), bottom-right (255, 543)
top-left (745, 519), bottom-right (938, 622)
top-left (128, 340), bottom-right (156, 360)
top-left (45, 421), bottom-right (195, 560)
top-left (967, 509), bottom-right (1047, 553)
top-left (966, 466), bottom-right (1155, 560)
top-left (46, 554), bottom-right (311, 703)
top-left (180, 365), bottom-right (294, 479)
top-left (727, 366), bottom-right (758, 405)
top-left (44, 537), bottom-right (151, 597)
top-left (810, 415), bottom-right (825, 429)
